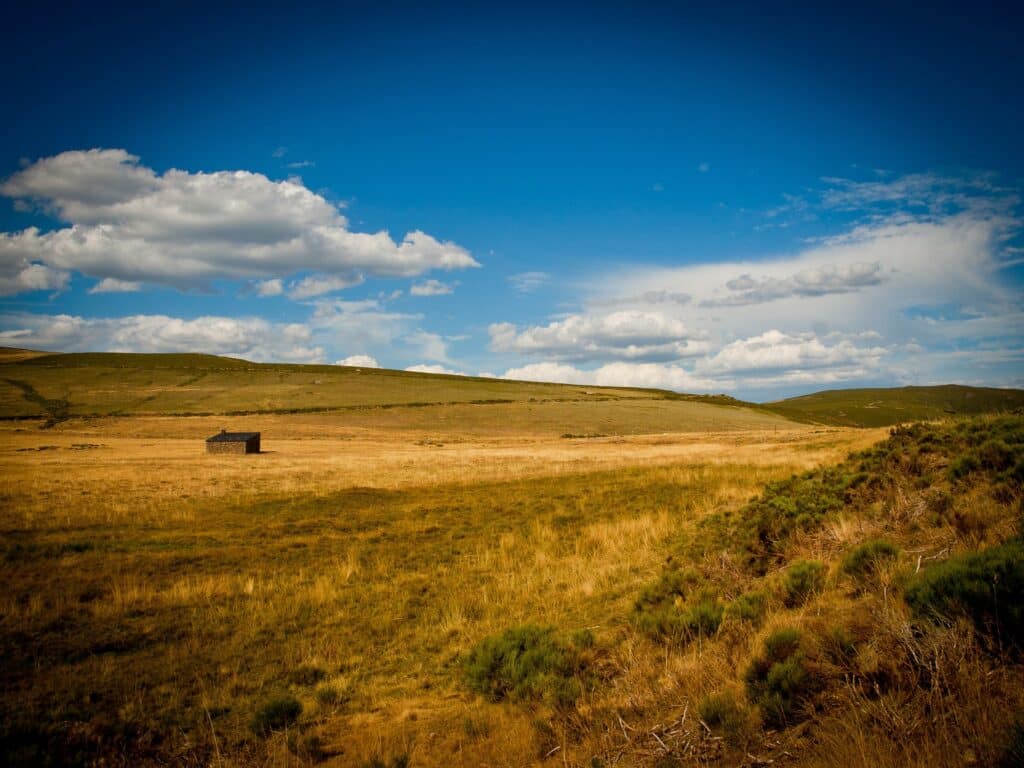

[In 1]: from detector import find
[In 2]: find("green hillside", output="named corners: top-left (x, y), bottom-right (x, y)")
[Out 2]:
top-left (761, 384), bottom-right (1024, 427)
top-left (0, 349), bottom-right (790, 435)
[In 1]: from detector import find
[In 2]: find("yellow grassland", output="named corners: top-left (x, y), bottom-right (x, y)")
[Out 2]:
top-left (2, 388), bottom-right (1019, 767)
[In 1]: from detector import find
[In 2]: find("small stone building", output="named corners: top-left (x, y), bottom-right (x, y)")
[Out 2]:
top-left (206, 430), bottom-right (261, 454)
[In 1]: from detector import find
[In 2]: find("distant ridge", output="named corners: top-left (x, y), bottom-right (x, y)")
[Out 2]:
top-left (758, 384), bottom-right (1024, 427)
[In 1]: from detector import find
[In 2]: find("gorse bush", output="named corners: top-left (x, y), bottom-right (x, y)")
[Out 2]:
top-left (634, 570), bottom-right (723, 644)
top-left (904, 539), bottom-right (1024, 652)
top-left (697, 691), bottom-right (749, 745)
top-left (464, 625), bottom-right (584, 708)
top-left (842, 540), bottom-right (899, 581)
top-left (250, 694), bottom-right (302, 736)
top-left (744, 628), bottom-right (820, 728)
top-left (781, 560), bottom-right (825, 607)
top-left (725, 590), bottom-right (767, 624)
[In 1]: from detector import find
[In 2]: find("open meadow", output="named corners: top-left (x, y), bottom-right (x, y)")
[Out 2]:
top-left (1, 353), bottom-right (1023, 767)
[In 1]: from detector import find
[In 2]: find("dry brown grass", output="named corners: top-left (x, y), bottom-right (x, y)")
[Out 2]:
top-left (0, 408), bottom-right (882, 767)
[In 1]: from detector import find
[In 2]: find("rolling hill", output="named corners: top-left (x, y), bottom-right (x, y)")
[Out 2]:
top-left (0, 349), bottom-right (790, 435)
top-left (3, 348), bottom-right (1021, 430)
top-left (760, 384), bottom-right (1024, 427)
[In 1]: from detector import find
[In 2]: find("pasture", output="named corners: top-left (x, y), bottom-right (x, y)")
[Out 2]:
top-left (1, 351), bottom-right (1022, 767)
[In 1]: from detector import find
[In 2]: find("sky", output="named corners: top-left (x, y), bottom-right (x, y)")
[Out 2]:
top-left (1, 0), bottom-right (1022, 400)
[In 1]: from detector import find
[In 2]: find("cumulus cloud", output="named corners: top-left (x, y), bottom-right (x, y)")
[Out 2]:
top-left (697, 329), bottom-right (888, 375)
top-left (489, 310), bottom-right (709, 363)
top-left (309, 298), bottom-right (420, 353)
top-left (89, 277), bottom-right (141, 294)
top-left (0, 149), bottom-right (478, 296)
top-left (0, 257), bottom-right (69, 296)
top-left (404, 328), bottom-right (454, 363)
top-left (0, 311), bottom-right (325, 362)
top-left (491, 172), bottom-right (1023, 397)
top-left (405, 363), bottom-right (470, 376)
top-left (336, 354), bottom-right (379, 368)
top-left (410, 278), bottom-right (454, 296)
top-left (255, 278), bottom-right (284, 297)
top-left (500, 361), bottom-right (723, 391)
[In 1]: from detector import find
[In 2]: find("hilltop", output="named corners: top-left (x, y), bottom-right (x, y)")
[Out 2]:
top-left (2, 349), bottom-right (1021, 431)
top-left (761, 384), bottom-right (1024, 427)
top-left (0, 349), bottom-right (791, 436)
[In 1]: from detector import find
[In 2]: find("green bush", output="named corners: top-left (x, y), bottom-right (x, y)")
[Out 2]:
top-left (725, 591), bottom-right (767, 624)
top-left (978, 440), bottom-right (1016, 473)
top-left (464, 625), bottom-right (584, 707)
top-left (635, 587), bottom-right (724, 644)
top-left (841, 540), bottom-right (899, 580)
top-left (698, 691), bottom-right (749, 745)
top-left (251, 694), bottom-right (302, 736)
top-left (781, 561), bottom-right (825, 607)
top-left (946, 451), bottom-right (977, 481)
top-left (904, 539), bottom-right (1024, 651)
top-left (744, 628), bottom-right (820, 728)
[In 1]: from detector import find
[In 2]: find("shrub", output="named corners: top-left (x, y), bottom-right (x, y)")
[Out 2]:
top-left (781, 560), bottom-right (825, 607)
top-left (978, 440), bottom-right (1017, 473)
top-left (744, 628), bottom-right (820, 728)
top-left (635, 587), bottom-right (724, 644)
top-left (698, 691), bottom-right (749, 745)
top-left (841, 540), bottom-right (899, 581)
top-left (725, 591), bottom-right (767, 624)
top-left (904, 539), bottom-right (1024, 651)
top-left (464, 625), bottom-right (583, 707)
top-left (948, 453), bottom-right (981, 482)
top-left (289, 664), bottom-right (326, 686)
top-left (314, 682), bottom-right (348, 707)
top-left (251, 694), bottom-right (302, 736)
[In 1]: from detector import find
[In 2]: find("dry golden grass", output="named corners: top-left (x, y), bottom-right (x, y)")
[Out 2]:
top-left (4, 403), bottom-right (1020, 768)
top-left (0, 406), bottom-right (883, 767)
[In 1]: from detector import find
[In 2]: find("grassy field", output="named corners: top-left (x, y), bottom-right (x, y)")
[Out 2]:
top-left (0, 351), bottom-right (689, 422)
top-left (761, 384), bottom-right (1024, 427)
top-left (1, 351), bottom-right (1023, 766)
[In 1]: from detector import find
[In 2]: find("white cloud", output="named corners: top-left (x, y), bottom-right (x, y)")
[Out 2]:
top-left (336, 354), bottom-right (379, 368)
top-left (500, 361), bottom-right (723, 391)
top-left (404, 328), bottom-right (453, 363)
top-left (0, 258), bottom-right (69, 296)
top-left (286, 160), bottom-right (315, 169)
top-left (89, 277), bottom-right (141, 294)
top-left (697, 329), bottom-right (888, 375)
top-left (492, 172), bottom-right (1023, 397)
top-left (309, 298), bottom-right (421, 353)
top-left (410, 278), bottom-right (454, 296)
top-left (507, 271), bottom-right (549, 294)
top-left (405, 363), bottom-right (469, 376)
top-left (272, 147), bottom-right (288, 158)
top-left (287, 274), bottom-right (363, 299)
top-left (702, 261), bottom-right (886, 306)
top-left (255, 278), bottom-right (284, 297)
top-left (489, 310), bottom-right (710, 362)
top-left (0, 311), bottom-right (325, 362)
top-left (0, 149), bottom-right (479, 296)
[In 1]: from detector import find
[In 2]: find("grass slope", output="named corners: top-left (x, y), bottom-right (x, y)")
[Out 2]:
top-left (761, 384), bottom-right (1024, 427)
top-left (0, 349), bottom-right (790, 435)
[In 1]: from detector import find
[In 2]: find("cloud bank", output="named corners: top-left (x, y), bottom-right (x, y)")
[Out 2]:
top-left (0, 149), bottom-right (478, 296)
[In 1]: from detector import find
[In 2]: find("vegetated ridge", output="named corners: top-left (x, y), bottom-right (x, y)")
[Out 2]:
top-left (760, 383), bottom-right (1024, 427)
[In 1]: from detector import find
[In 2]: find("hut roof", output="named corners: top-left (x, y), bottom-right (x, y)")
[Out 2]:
top-left (206, 430), bottom-right (260, 443)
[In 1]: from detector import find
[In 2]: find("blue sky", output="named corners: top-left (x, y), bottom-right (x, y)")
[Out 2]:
top-left (1, 0), bottom-right (1022, 399)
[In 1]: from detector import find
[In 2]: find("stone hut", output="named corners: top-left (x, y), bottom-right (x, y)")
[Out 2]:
top-left (206, 430), bottom-right (261, 454)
